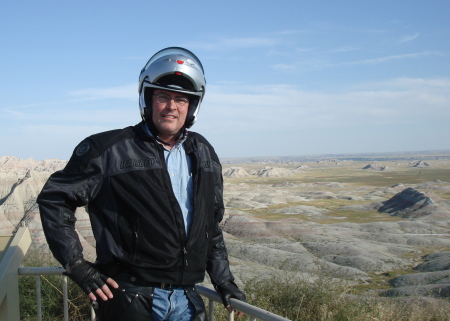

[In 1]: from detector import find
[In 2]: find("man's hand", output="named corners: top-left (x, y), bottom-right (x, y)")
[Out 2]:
top-left (65, 256), bottom-right (119, 301)
top-left (215, 281), bottom-right (246, 317)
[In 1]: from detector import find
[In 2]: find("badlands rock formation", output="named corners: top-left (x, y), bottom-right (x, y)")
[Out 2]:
top-left (218, 162), bottom-right (450, 296)
top-left (222, 167), bottom-right (250, 178)
top-left (413, 160), bottom-right (431, 167)
top-left (377, 188), bottom-right (450, 220)
top-left (382, 252), bottom-right (450, 297)
top-left (341, 187), bottom-right (450, 222)
top-left (2, 155), bottom-right (450, 298)
top-left (0, 156), bottom-right (96, 258)
top-left (362, 164), bottom-right (390, 171)
top-left (254, 167), bottom-right (293, 177)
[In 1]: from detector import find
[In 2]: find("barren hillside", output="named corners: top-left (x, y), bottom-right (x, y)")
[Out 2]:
top-left (2, 154), bottom-right (450, 298)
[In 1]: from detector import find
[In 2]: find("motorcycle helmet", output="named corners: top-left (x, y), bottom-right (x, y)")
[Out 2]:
top-left (138, 47), bottom-right (206, 128)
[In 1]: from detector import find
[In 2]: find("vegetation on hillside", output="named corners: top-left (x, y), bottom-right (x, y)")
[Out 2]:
top-left (19, 249), bottom-right (450, 321)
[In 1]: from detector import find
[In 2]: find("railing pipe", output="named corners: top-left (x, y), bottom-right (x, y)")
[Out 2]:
top-left (196, 285), bottom-right (291, 321)
top-left (19, 266), bottom-right (65, 275)
top-left (18, 267), bottom-right (291, 321)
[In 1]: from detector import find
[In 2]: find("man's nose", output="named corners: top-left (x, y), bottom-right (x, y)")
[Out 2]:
top-left (166, 98), bottom-right (177, 109)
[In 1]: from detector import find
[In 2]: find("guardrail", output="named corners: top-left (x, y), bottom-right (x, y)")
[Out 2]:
top-left (18, 266), bottom-right (291, 321)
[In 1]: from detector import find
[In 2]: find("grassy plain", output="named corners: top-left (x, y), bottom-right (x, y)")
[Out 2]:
top-left (226, 160), bottom-right (450, 188)
top-left (224, 157), bottom-right (450, 225)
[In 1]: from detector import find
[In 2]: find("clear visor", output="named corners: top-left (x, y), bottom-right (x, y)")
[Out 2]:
top-left (141, 47), bottom-right (204, 74)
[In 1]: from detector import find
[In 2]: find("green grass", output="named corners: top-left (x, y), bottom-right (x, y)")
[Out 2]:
top-left (249, 199), bottom-right (404, 224)
top-left (351, 269), bottom-right (416, 294)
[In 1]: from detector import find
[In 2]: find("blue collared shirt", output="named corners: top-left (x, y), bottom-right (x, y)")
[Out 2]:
top-left (144, 124), bottom-right (193, 237)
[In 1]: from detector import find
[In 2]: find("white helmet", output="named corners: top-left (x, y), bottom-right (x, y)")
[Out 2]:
top-left (138, 47), bottom-right (206, 128)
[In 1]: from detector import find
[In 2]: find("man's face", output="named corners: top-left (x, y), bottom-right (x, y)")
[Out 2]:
top-left (151, 89), bottom-right (190, 140)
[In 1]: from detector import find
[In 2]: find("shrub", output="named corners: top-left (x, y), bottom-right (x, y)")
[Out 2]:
top-left (19, 248), bottom-right (91, 321)
top-left (19, 249), bottom-right (450, 321)
top-left (242, 274), bottom-right (450, 321)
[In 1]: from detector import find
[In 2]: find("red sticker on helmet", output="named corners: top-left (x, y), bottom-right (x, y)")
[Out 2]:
top-left (176, 60), bottom-right (184, 64)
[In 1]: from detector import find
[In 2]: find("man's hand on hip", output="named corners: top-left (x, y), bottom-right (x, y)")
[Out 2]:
top-left (65, 256), bottom-right (119, 301)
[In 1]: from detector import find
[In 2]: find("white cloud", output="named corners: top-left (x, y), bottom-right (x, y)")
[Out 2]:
top-left (332, 51), bottom-right (442, 66)
top-left (328, 46), bottom-right (360, 53)
top-left (1, 83), bottom-right (137, 117)
top-left (69, 83), bottom-right (137, 100)
top-left (197, 77), bottom-right (450, 134)
top-left (3, 77), bottom-right (449, 160)
top-left (272, 29), bottom-right (311, 36)
top-left (399, 33), bottom-right (420, 43)
top-left (184, 37), bottom-right (278, 51)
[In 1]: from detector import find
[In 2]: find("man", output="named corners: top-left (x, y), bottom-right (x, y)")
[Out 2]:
top-left (37, 47), bottom-right (246, 321)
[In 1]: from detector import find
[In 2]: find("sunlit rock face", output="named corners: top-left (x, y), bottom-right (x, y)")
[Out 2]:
top-left (0, 156), bottom-right (96, 258)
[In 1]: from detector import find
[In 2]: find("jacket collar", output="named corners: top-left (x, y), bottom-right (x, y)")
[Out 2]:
top-left (135, 121), bottom-right (190, 146)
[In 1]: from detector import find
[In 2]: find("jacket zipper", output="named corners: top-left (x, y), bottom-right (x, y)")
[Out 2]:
top-left (180, 151), bottom-right (199, 284)
top-left (132, 218), bottom-right (139, 262)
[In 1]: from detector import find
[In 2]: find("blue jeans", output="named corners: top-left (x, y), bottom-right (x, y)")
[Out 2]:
top-left (152, 287), bottom-right (195, 321)
top-left (95, 273), bottom-right (197, 321)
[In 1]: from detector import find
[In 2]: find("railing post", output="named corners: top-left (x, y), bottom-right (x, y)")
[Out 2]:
top-left (91, 305), bottom-right (96, 321)
top-left (62, 275), bottom-right (69, 321)
top-left (35, 275), bottom-right (42, 321)
top-left (0, 227), bottom-right (31, 321)
top-left (208, 299), bottom-right (215, 321)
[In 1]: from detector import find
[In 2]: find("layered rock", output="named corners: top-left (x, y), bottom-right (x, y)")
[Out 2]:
top-left (223, 167), bottom-right (250, 178)
top-left (377, 187), bottom-right (450, 220)
top-left (0, 156), bottom-right (95, 258)
top-left (254, 167), bottom-right (293, 177)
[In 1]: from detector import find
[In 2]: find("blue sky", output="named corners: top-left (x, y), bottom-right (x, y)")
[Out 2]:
top-left (1, 1), bottom-right (449, 160)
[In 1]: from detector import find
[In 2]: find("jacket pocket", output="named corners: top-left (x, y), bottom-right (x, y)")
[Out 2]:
top-left (96, 283), bottom-right (153, 321)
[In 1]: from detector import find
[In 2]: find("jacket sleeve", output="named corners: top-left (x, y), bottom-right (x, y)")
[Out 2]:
top-left (37, 139), bottom-right (103, 267)
top-left (206, 158), bottom-right (235, 287)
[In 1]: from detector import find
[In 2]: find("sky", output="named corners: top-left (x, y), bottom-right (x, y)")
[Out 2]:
top-left (1, 1), bottom-right (449, 160)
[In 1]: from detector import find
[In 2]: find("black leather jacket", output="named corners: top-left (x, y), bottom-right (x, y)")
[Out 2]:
top-left (37, 122), bottom-right (234, 287)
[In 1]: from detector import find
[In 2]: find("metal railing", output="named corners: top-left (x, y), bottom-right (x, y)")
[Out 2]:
top-left (18, 266), bottom-right (291, 321)
top-left (17, 267), bottom-right (95, 321)
top-left (0, 227), bottom-right (31, 321)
